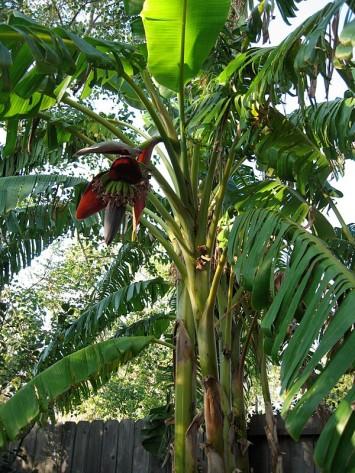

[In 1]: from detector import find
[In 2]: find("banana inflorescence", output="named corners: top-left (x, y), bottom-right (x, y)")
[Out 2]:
top-left (104, 180), bottom-right (136, 201)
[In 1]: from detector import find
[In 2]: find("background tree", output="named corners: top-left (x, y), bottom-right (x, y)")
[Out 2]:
top-left (0, 237), bottom-right (173, 417)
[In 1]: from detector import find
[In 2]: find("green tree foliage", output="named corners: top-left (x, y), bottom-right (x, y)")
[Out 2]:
top-left (74, 342), bottom-right (172, 421)
top-left (0, 286), bottom-right (47, 399)
top-left (0, 237), bottom-right (173, 442)
top-left (0, 0), bottom-right (130, 39)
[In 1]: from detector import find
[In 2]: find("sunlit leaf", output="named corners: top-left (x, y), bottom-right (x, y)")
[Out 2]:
top-left (141, 0), bottom-right (231, 91)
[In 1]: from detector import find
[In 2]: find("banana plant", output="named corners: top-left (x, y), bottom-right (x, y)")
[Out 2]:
top-left (0, 2), bottom-right (354, 473)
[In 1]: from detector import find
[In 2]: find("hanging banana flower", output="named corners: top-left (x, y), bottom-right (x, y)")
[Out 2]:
top-left (75, 137), bottom-right (160, 245)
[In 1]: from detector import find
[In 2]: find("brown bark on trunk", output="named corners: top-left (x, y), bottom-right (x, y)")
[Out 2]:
top-left (204, 376), bottom-right (226, 473)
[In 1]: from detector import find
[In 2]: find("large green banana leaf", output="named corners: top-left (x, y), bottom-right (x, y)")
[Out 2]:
top-left (289, 97), bottom-right (355, 161)
top-left (0, 174), bottom-right (85, 214)
top-left (254, 109), bottom-right (330, 193)
top-left (336, 18), bottom-right (355, 62)
top-left (0, 14), bottom-right (144, 118)
top-left (218, 1), bottom-right (349, 102)
top-left (228, 208), bottom-right (355, 472)
top-left (141, 0), bottom-right (231, 91)
top-left (0, 336), bottom-right (154, 448)
top-left (37, 277), bottom-right (170, 370)
top-left (123, 0), bottom-right (144, 16)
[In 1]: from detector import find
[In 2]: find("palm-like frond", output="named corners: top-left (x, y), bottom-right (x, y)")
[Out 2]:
top-left (228, 208), bottom-right (355, 471)
top-left (66, 277), bottom-right (170, 345)
top-left (93, 243), bottom-right (147, 298)
top-left (327, 224), bottom-right (355, 269)
top-left (2, 139), bottom-right (64, 177)
top-left (115, 311), bottom-right (175, 338)
top-left (0, 14), bottom-right (145, 119)
top-left (0, 115), bottom-right (97, 176)
top-left (37, 277), bottom-right (170, 370)
top-left (254, 108), bottom-right (331, 192)
top-left (314, 385), bottom-right (355, 472)
top-left (0, 174), bottom-right (85, 213)
top-left (186, 87), bottom-right (231, 139)
top-left (0, 203), bottom-right (100, 287)
top-left (223, 165), bottom-right (261, 210)
top-left (0, 336), bottom-right (154, 448)
top-left (226, 179), bottom-right (309, 223)
top-left (289, 97), bottom-right (355, 162)
top-left (0, 204), bottom-right (72, 287)
top-left (0, 176), bottom-right (95, 287)
top-left (275, 0), bottom-right (303, 24)
top-left (223, 170), bottom-right (338, 276)
top-left (220, 1), bottom-right (349, 104)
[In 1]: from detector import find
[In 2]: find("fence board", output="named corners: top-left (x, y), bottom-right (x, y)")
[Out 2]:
top-left (148, 453), bottom-right (168, 473)
top-left (116, 420), bottom-right (134, 473)
top-left (280, 437), bottom-right (315, 473)
top-left (100, 420), bottom-right (119, 473)
top-left (32, 424), bottom-right (47, 472)
top-left (132, 420), bottom-right (150, 473)
top-left (302, 439), bottom-right (317, 473)
top-left (85, 420), bottom-right (104, 473)
top-left (70, 421), bottom-right (90, 473)
top-left (60, 422), bottom-right (76, 473)
top-left (14, 425), bottom-right (38, 472)
top-left (33, 424), bottom-right (62, 473)
top-left (312, 438), bottom-right (321, 473)
top-left (3, 440), bottom-right (20, 473)
top-left (249, 435), bottom-right (270, 473)
top-left (49, 423), bottom-right (63, 473)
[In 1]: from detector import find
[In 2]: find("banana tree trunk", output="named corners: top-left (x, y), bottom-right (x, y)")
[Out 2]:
top-left (219, 274), bottom-right (237, 473)
top-left (190, 267), bottom-right (226, 473)
top-left (175, 282), bottom-right (197, 473)
top-left (257, 330), bottom-right (283, 473)
top-left (231, 319), bottom-right (250, 473)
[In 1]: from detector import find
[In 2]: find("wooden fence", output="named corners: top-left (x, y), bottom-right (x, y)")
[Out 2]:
top-left (1, 415), bottom-right (324, 473)
top-left (248, 415), bottom-right (321, 473)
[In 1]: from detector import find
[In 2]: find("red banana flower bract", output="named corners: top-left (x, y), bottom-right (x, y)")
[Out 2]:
top-left (76, 172), bottom-right (106, 219)
top-left (75, 138), bottom-right (159, 245)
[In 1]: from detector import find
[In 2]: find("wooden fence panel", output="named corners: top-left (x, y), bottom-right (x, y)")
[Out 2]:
top-left (14, 425), bottom-right (38, 472)
top-left (85, 420), bottom-right (104, 473)
top-left (60, 422), bottom-right (76, 473)
top-left (99, 420), bottom-right (119, 473)
top-left (132, 420), bottom-right (150, 473)
top-left (280, 437), bottom-right (315, 473)
top-left (149, 453), bottom-right (168, 473)
top-left (249, 436), bottom-right (270, 473)
top-left (1, 416), bottom-right (323, 473)
top-left (32, 425), bottom-right (48, 473)
top-left (116, 419), bottom-right (134, 473)
top-left (70, 421), bottom-right (90, 473)
top-left (33, 424), bottom-right (62, 473)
